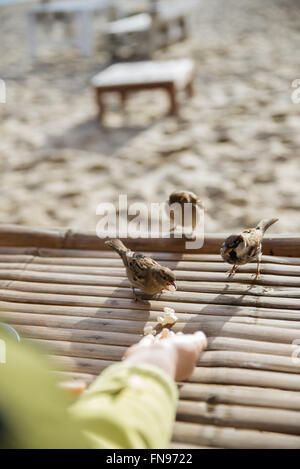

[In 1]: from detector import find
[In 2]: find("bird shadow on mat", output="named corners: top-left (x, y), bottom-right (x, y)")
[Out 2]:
top-left (74, 284), bottom-right (152, 359)
top-left (181, 288), bottom-right (251, 363)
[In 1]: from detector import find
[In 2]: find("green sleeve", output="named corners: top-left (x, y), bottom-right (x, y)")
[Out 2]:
top-left (70, 362), bottom-right (178, 449)
top-left (0, 334), bottom-right (178, 449)
top-left (0, 334), bottom-right (88, 449)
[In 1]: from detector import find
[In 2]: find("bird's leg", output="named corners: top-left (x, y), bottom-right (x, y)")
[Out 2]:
top-left (169, 221), bottom-right (176, 233)
top-left (140, 293), bottom-right (154, 302)
top-left (132, 287), bottom-right (138, 302)
top-left (133, 288), bottom-right (149, 302)
top-left (253, 250), bottom-right (262, 280)
top-left (169, 211), bottom-right (176, 233)
top-left (182, 206), bottom-right (195, 240)
top-left (227, 265), bottom-right (238, 277)
top-left (154, 292), bottom-right (162, 300)
top-left (254, 262), bottom-right (260, 279)
top-left (186, 208), bottom-right (198, 240)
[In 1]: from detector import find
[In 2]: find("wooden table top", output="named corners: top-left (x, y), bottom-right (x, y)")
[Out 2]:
top-left (92, 59), bottom-right (195, 89)
top-left (106, 13), bottom-right (152, 34)
top-left (30, 0), bottom-right (109, 14)
top-left (1, 225), bottom-right (300, 448)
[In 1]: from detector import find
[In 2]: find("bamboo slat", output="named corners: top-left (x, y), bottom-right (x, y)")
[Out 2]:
top-left (189, 367), bottom-right (300, 392)
top-left (4, 310), bottom-right (300, 346)
top-left (0, 245), bottom-right (299, 265)
top-left (9, 323), bottom-right (296, 360)
top-left (22, 337), bottom-right (300, 374)
top-left (176, 400), bottom-right (300, 435)
top-left (172, 422), bottom-right (300, 449)
top-left (207, 336), bottom-right (296, 356)
top-left (1, 280), bottom-right (300, 311)
top-left (1, 225), bottom-right (300, 448)
top-left (13, 324), bottom-right (139, 346)
top-left (48, 354), bottom-right (115, 375)
top-left (8, 322), bottom-right (299, 357)
top-left (0, 224), bottom-right (299, 255)
top-left (2, 295), bottom-right (300, 323)
top-left (5, 306), bottom-right (300, 341)
top-left (1, 268), bottom-right (300, 298)
top-left (2, 297), bottom-right (300, 326)
top-left (169, 442), bottom-right (216, 449)
top-left (53, 370), bottom-right (96, 386)
top-left (1, 254), bottom-right (300, 278)
top-left (179, 383), bottom-right (300, 410)
top-left (1, 261), bottom-right (300, 288)
top-left (27, 347), bottom-right (300, 375)
top-left (27, 338), bottom-right (127, 361)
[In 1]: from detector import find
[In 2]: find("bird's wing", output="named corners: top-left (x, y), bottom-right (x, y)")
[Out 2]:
top-left (126, 254), bottom-right (162, 293)
top-left (243, 229), bottom-right (263, 257)
top-left (128, 253), bottom-right (158, 273)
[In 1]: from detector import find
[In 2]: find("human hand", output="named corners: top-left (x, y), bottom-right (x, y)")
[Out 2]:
top-left (123, 330), bottom-right (207, 381)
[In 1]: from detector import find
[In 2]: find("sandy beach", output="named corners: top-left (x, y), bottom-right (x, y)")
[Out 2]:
top-left (0, 0), bottom-right (299, 234)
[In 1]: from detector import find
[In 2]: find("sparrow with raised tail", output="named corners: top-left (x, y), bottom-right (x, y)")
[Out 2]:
top-left (167, 190), bottom-right (205, 239)
top-left (105, 239), bottom-right (177, 301)
top-left (220, 218), bottom-right (279, 278)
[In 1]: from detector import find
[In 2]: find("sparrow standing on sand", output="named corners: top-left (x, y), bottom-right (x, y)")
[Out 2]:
top-left (105, 239), bottom-right (177, 301)
top-left (220, 218), bottom-right (279, 278)
top-left (167, 190), bottom-right (205, 239)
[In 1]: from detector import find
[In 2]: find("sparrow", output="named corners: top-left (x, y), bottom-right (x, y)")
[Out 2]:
top-left (220, 218), bottom-right (279, 278)
top-left (166, 190), bottom-right (205, 239)
top-left (105, 239), bottom-right (177, 301)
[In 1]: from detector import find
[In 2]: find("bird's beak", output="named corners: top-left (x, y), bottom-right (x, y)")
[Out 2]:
top-left (166, 281), bottom-right (177, 292)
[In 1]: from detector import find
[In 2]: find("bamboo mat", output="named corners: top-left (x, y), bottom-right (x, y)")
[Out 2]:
top-left (1, 225), bottom-right (300, 448)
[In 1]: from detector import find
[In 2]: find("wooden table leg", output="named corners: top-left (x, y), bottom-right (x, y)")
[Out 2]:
top-left (179, 16), bottom-right (188, 41)
top-left (76, 10), bottom-right (92, 57)
top-left (159, 23), bottom-right (169, 49)
top-left (107, 33), bottom-right (118, 63)
top-left (120, 90), bottom-right (128, 109)
top-left (166, 83), bottom-right (178, 116)
top-left (27, 12), bottom-right (37, 59)
top-left (186, 79), bottom-right (195, 98)
top-left (95, 89), bottom-right (105, 123)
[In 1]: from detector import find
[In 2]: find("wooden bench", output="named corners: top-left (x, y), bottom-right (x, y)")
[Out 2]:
top-left (106, 1), bottom-right (197, 60)
top-left (106, 13), bottom-right (153, 61)
top-left (154, 1), bottom-right (196, 48)
top-left (1, 225), bottom-right (300, 448)
top-left (91, 59), bottom-right (195, 121)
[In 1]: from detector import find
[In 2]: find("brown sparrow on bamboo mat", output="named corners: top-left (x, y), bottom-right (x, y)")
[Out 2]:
top-left (105, 239), bottom-right (177, 301)
top-left (167, 190), bottom-right (205, 239)
top-left (220, 218), bottom-right (279, 278)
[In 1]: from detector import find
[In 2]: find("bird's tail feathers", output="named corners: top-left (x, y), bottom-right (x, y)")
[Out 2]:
top-left (256, 218), bottom-right (279, 234)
